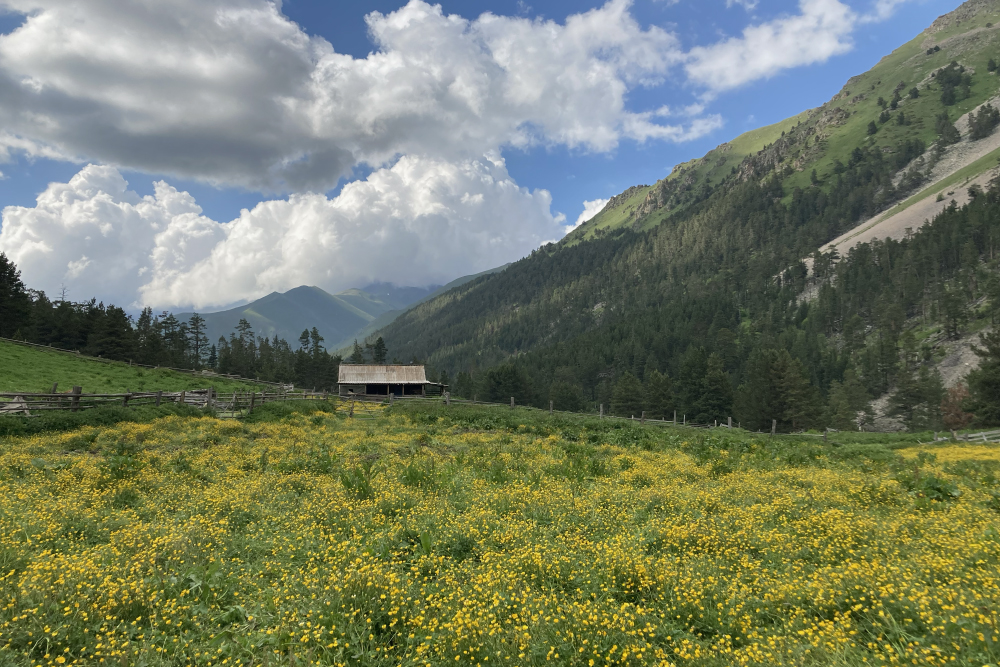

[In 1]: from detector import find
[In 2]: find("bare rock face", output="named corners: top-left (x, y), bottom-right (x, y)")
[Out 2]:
top-left (925, 0), bottom-right (997, 36)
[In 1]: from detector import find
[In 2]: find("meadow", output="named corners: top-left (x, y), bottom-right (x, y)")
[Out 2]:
top-left (0, 340), bottom-right (260, 395)
top-left (0, 402), bottom-right (998, 666)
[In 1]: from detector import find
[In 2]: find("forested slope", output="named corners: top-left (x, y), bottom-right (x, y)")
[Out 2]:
top-left (377, 0), bottom-right (1000, 431)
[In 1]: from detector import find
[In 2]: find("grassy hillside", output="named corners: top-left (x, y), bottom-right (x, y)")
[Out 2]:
top-left (369, 0), bottom-right (1000, 434)
top-left (573, 0), bottom-right (1000, 241)
top-left (0, 339), bottom-right (259, 393)
top-left (1, 403), bottom-right (997, 665)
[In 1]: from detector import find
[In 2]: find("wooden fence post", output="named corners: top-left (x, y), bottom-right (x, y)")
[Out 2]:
top-left (445, 391), bottom-right (451, 406)
top-left (155, 390), bottom-right (162, 407)
top-left (249, 391), bottom-right (256, 413)
top-left (510, 397), bottom-right (514, 410)
top-left (50, 382), bottom-right (58, 394)
top-left (349, 398), bottom-right (355, 418)
top-left (389, 393), bottom-right (394, 406)
top-left (683, 414), bottom-right (686, 425)
top-left (180, 390), bottom-right (186, 406)
top-left (600, 404), bottom-right (603, 419)
top-left (71, 386), bottom-right (82, 412)
top-left (641, 411), bottom-right (645, 425)
top-left (550, 400), bottom-right (553, 415)
top-left (823, 429), bottom-right (828, 442)
top-left (232, 391), bottom-right (237, 414)
top-left (728, 416), bottom-right (732, 429)
top-left (123, 392), bottom-right (130, 408)
top-left (673, 410), bottom-right (677, 426)
top-left (771, 419), bottom-right (777, 436)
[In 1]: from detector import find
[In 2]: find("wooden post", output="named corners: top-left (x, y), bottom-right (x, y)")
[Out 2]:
top-left (249, 391), bottom-right (256, 413)
top-left (155, 390), bottom-right (162, 407)
top-left (71, 386), bottom-right (82, 412)
top-left (728, 416), bottom-right (732, 429)
top-left (50, 382), bottom-right (58, 394)
top-left (180, 390), bottom-right (186, 406)
top-left (641, 411), bottom-right (645, 425)
top-left (683, 414), bottom-right (686, 426)
top-left (550, 400), bottom-right (553, 415)
top-left (771, 419), bottom-right (777, 436)
top-left (122, 392), bottom-right (130, 408)
top-left (232, 391), bottom-right (237, 414)
top-left (510, 396), bottom-right (514, 410)
top-left (209, 386), bottom-right (215, 410)
top-left (389, 393), bottom-right (394, 406)
top-left (600, 404), bottom-right (603, 419)
top-left (445, 391), bottom-right (450, 406)
top-left (823, 429), bottom-right (828, 442)
top-left (673, 410), bottom-right (677, 426)
top-left (714, 419), bottom-right (717, 428)
top-left (349, 398), bottom-right (355, 418)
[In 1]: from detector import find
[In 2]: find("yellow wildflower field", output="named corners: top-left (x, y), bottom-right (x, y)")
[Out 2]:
top-left (1, 403), bottom-right (998, 666)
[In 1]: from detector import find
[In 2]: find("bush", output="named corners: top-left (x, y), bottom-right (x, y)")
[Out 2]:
top-left (0, 403), bottom-right (207, 438)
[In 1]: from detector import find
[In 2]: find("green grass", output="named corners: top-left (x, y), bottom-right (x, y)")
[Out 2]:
top-left (1, 402), bottom-right (998, 666)
top-left (0, 339), bottom-right (260, 394)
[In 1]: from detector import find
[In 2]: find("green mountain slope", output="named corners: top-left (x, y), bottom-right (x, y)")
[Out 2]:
top-left (374, 0), bottom-right (1000, 431)
top-left (574, 0), bottom-right (1000, 242)
top-left (177, 284), bottom-right (436, 348)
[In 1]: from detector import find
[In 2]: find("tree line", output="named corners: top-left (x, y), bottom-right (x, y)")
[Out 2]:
top-left (0, 259), bottom-right (350, 391)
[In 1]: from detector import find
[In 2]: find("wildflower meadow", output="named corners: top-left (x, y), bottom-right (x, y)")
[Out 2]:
top-left (1, 402), bottom-right (998, 666)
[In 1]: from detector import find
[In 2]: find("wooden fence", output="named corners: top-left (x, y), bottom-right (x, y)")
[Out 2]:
top-left (3, 385), bottom-right (999, 442)
top-left (0, 388), bottom-right (385, 419)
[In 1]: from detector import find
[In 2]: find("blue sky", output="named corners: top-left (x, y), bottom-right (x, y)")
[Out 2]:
top-left (0, 0), bottom-right (960, 310)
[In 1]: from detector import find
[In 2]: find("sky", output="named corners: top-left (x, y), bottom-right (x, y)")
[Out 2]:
top-left (0, 0), bottom-right (961, 312)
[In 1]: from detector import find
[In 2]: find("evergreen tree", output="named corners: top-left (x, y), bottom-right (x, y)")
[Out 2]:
top-left (0, 252), bottom-right (30, 338)
top-left (643, 369), bottom-right (674, 420)
top-left (941, 383), bottom-right (974, 431)
top-left (610, 371), bottom-right (644, 417)
top-left (207, 344), bottom-right (218, 369)
top-left (454, 372), bottom-right (475, 399)
top-left (889, 363), bottom-right (944, 430)
top-left (187, 313), bottom-right (208, 369)
top-left (372, 336), bottom-right (388, 364)
top-left (966, 329), bottom-right (1000, 425)
top-left (936, 112), bottom-right (961, 145)
top-left (776, 352), bottom-right (822, 431)
top-left (701, 353), bottom-right (733, 423)
top-left (549, 381), bottom-right (584, 412)
top-left (349, 339), bottom-right (365, 364)
top-left (88, 305), bottom-right (136, 361)
top-left (481, 363), bottom-right (533, 404)
top-left (825, 369), bottom-right (873, 431)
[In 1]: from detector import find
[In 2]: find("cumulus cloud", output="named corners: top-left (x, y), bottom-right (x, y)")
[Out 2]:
top-left (0, 158), bottom-right (564, 309)
top-left (565, 198), bottom-right (610, 234)
top-left (0, 0), bottom-right (711, 191)
top-left (686, 0), bottom-right (856, 94)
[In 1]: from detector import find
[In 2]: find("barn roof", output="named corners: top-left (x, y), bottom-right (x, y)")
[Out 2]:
top-left (338, 364), bottom-right (428, 384)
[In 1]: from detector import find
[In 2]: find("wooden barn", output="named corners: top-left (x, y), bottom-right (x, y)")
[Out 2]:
top-left (337, 364), bottom-right (445, 397)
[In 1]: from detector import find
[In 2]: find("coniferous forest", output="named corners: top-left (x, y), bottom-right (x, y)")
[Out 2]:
top-left (0, 257), bottom-right (344, 391)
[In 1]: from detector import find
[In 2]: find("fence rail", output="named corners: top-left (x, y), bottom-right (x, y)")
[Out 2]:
top-left (3, 385), bottom-right (999, 442)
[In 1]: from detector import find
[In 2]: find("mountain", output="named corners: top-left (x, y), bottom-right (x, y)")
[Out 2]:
top-left (370, 0), bottom-right (1000, 431)
top-left (177, 283), bottom-right (438, 349)
top-left (332, 264), bottom-right (510, 354)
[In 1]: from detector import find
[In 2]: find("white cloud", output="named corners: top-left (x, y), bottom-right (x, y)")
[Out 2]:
top-left (686, 0), bottom-right (856, 94)
top-left (727, 0), bottom-right (759, 10)
top-left (862, 0), bottom-right (916, 23)
top-left (0, 0), bottom-right (710, 191)
top-left (565, 198), bottom-right (610, 234)
top-left (0, 158), bottom-right (564, 309)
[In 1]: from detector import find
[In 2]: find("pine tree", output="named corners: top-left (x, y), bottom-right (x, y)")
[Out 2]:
top-left (372, 336), bottom-right (388, 364)
top-left (643, 370), bottom-right (674, 420)
top-left (776, 352), bottom-right (821, 431)
top-left (0, 253), bottom-right (31, 338)
top-left (349, 339), bottom-right (365, 364)
top-left (701, 353), bottom-right (733, 423)
top-left (966, 329), bottom-right (1000, 425)
top-left (825, 369), bottom-right (873, 431)
top-left (610, 371), bottom-right (644, 417)
top-left (187, 313), bottom-right (207, 369)
top-left (549, 381), bottom-right (584, 412)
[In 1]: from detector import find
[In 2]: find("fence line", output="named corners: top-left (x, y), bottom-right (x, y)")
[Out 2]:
top-left (3, 383), bottom-right (999, 442)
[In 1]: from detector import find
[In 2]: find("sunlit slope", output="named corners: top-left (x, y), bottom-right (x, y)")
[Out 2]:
top-left (573, 0), bottom-right (1000, 241)
top-left (0, 339), bottom-right (257, 393)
